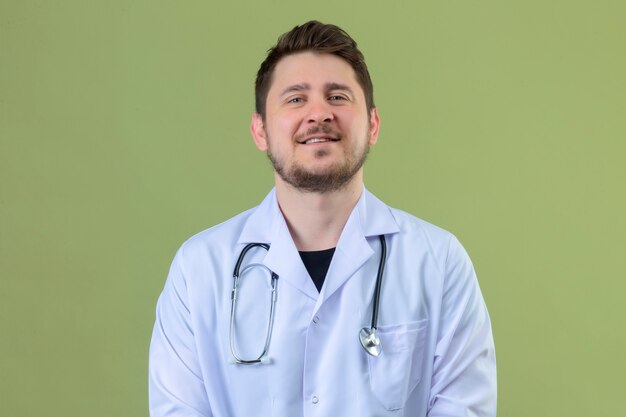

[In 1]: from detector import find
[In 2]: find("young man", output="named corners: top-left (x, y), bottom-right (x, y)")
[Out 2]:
top-left (149, 21), bottom-right (496, 416)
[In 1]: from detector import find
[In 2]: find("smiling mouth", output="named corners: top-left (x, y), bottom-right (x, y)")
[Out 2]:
top-left (301, 137), bottom-right (340, 145)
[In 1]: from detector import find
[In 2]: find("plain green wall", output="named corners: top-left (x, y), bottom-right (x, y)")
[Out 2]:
top-left (1, 1), bottom-right (624, 416)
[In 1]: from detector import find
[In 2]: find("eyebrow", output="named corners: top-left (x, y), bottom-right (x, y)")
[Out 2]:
top-left (324, 82), bottom-right (354, 97)
top-left (280, 83), bottom-right (310, 97)
top-left (279, 82), bottom-right (355, 98)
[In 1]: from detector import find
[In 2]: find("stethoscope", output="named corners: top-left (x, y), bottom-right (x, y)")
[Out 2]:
top-left (229, 235), bottom-right (387, 365)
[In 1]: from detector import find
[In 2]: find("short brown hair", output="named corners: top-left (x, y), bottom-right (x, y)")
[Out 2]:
top-left (255, 20), bottom-right (375, 118)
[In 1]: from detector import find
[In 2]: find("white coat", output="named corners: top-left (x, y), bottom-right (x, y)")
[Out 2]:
top-left (149, 188), bottom-right (496, 416)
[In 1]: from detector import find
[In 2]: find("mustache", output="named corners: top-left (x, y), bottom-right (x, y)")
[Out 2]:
top-left (294, 125), bottom-right (341, 142)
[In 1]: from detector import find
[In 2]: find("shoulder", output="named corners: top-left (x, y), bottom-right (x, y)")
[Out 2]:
top-left (176, 206), bottom-right (256, 260)
top-left (362, 189), bottom-right (467, 264)
top-left (384, 205), bottom-right (480, 308)
top-left (389, 207), bottom-right (452, 242)
top-left (387, 205), bottom-right (471, 270)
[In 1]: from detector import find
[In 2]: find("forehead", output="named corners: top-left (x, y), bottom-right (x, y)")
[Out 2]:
top-left (268, 52), bottom-right (362, 96)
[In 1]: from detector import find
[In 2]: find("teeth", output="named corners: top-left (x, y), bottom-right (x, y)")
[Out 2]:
top-left (305, 138), bottom-right (330, 144)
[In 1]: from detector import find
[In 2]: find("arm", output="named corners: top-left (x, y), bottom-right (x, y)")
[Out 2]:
top-left (428, 236), bottom-right (497, 417)
top-left (149, 248), bottom-right (212, 417)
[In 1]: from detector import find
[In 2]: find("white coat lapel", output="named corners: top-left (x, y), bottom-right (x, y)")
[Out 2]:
top-left (236, 188), bottom-right (400, 304)
top-left (317, 189), bottom-right (400, 306)
top-left (262, 217), bottom-right (319, 300)
top-left (237, 188), bottom-right (319, 300)
top-left (317, 210), bottom-right (374, 306)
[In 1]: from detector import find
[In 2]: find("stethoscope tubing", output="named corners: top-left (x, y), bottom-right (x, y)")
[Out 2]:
top-left (229, 236), bottom-right (387, 364)
top-left (230, 243), bottom-right (278, 365)
top-left (370, 235), bottom-right (387, 333)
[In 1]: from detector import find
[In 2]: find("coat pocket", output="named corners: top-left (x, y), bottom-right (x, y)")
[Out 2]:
top-left (367, 319), bottom-right (428, 411)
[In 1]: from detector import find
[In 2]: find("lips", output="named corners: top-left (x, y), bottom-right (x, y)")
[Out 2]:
top-left (296, 130), bottom-right (341, 145)
top-left (301, 137), bottom-right (339, 145)
top-left (295, 125), bottom-right (341, 145)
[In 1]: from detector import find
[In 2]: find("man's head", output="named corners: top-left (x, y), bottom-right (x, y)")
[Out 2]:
top-left (251, 21), bottom-right (379, 194)
top-left (255, 20), bottom-right (374, 120)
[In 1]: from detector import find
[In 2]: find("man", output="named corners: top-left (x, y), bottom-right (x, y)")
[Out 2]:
top-left (149, 21), bottom-right (496, 416)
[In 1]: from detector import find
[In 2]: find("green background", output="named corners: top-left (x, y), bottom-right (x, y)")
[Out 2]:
top-left (1, 1), bottom-right (624, 416)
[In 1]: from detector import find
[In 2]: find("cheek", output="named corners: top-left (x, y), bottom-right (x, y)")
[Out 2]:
top-left (345, 119), bottom-right (370, 143)
top-left (268, 114), bottom-right (300, 140)
top-left (338, 109), bottom-right (368, 131)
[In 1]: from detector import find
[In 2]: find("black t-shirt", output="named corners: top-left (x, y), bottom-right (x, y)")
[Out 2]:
top-left (299, 248), bottom-right (335, 292)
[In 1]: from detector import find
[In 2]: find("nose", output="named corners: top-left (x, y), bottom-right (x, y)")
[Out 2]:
top-left (306, 99), bottom-right (334, 124)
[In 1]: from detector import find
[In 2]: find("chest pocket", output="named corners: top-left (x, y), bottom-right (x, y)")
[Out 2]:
top-left (367, 319), bottom-right (428, 411)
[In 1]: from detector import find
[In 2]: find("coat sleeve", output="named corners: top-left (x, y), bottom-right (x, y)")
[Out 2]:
top-left (149, 248), bottom-right (213, 417)
top-left (427, 236), bottom-right (497, 417)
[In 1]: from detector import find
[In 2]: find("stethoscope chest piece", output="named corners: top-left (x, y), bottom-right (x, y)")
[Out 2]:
top-left (358, 235), bottom-right (387, 358)
top-left (359, 327), bottom-right (382, 357)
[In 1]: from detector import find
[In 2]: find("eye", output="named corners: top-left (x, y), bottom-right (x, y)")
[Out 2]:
top-left (328, 95), bottom-right (348, 102)
top-left (287, 96), bottom-right (304, 104)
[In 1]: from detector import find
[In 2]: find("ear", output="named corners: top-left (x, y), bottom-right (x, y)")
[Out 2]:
top-left (368, 107), bottom-right (380, 146)
top-left (250, 113), bottom-right (268, 151)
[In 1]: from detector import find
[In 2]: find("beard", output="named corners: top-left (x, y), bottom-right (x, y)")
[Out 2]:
top-left (266, 129), bottom-right (370, 194)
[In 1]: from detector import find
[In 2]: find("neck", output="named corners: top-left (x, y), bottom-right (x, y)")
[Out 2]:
top-left (275, 172), bottom-right (363, 251)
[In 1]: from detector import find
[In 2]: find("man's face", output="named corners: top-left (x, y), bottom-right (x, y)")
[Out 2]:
top-left (251, 52), bottom-right (380, 193)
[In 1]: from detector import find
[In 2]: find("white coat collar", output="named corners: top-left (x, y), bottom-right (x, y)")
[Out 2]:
top-left (237, 187), bottom-right (400, 303)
